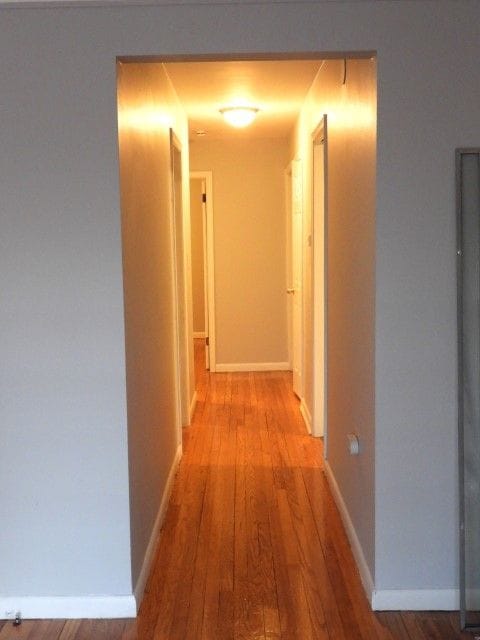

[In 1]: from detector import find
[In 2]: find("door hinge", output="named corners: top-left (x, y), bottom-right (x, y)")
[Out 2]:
top-left (202, 193), bottom-right (207, 203)
top-left (206, 336), bottom-right (210, 346)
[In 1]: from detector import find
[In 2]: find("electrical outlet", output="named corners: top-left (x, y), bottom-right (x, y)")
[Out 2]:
top-left (347, 433), bottom-right (360, 455)
top-left (4, 610), bottom-right (21, 625)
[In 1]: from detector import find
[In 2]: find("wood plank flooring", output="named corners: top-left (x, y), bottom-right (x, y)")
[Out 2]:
top-left (0, 339), bottom-right (469, 639)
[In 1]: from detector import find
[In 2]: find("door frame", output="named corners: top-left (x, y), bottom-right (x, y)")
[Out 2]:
top-left (170, 129), bottom-right (191, 431)
top-left (190, 170), bottom-right (216, 372)
top-left (311, 116), bottom-right (328, 447)
top-left (285, 163), bottom-right (293, 371)
top-left (286, 159), bottom-right (304, 399)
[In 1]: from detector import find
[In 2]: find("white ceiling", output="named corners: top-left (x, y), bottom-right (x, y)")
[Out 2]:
top-left (164, 59), bottom-right (323, 141)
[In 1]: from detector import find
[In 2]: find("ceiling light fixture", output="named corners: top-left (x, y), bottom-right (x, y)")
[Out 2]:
top-left (219, 106), bottom-right (259, 128)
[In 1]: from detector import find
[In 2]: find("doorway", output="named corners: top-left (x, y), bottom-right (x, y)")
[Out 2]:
top-left (286, 159), bottom-right (304, 400)
top-left (116, 54), bottom-right (377, 612)
top-left (170, 130), bottom-right (190, 429)
top-left (190, 171), bottom-right (216, 372)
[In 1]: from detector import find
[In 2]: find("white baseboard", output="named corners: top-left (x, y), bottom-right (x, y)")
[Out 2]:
top-left (215, 361), bottom-right (290, 372)
top-left (193, 331), bottom-right (206, 339)
top-left (324, 462), bottom-right (460, 612)
top-left (0, 595), bottom-right (137, 620)
top-left (372, 588), bottom-right (459, 611)
top-left (133, 444), bottom-right (182, 611)
top-left (0, 444), bottom-right (183, 621)
top-left (324, 460), bottom-right (374, 604)
top-left (299, 399), bottom-right (312, 434)
top-left (189, 391), bottom-right (198, 423)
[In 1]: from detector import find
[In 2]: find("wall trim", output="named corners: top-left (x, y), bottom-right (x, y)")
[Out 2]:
top-left (324, 461), bottom-right (374, 605)
top-left (133, 444), bottom-right (182, 611)
top-left (193, 331), bottom-right (206, 339)
top-left (0, 595), bottom-right (136, 620)
top-left (215, 362), bottom-right (290, 373)
top-left (189, 390), bottom-right (198, 423)
top-left (371, 589), bottom-right (459, 611)
top-left (299, 399), bottom-right (312, 434)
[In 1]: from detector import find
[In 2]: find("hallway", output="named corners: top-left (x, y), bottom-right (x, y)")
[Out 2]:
top-left (0, 342), bottom-right (468, 639)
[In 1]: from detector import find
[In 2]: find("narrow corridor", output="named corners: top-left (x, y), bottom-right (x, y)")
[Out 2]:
top-left (125, 340), bottom-right (465, 640)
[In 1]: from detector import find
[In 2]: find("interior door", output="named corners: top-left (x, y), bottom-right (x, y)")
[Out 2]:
top-left (170, 130), bottom-right (189, 430)
top-left (201, 180), bottom-right (210, 369)
top-left (291, 159), bottom-right (303, 398)
top-left (312, 122), bottom-right (326, 439)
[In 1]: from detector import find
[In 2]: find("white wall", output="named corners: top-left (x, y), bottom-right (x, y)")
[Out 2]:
top-left (0, 0), bottom-right (479, 614)
top-left (190, 138), bottom-right (289, 368)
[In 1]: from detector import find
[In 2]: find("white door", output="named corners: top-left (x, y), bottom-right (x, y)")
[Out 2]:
top-left (312, 116), bottom-right (327, 443)
top-left (170, 130), bottom-right (189, 432)
top-left (290, 159), bottom-right (303, 398)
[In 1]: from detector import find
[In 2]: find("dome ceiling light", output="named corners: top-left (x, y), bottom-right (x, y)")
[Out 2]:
top-left (219, 106), bottom-right (259, 128)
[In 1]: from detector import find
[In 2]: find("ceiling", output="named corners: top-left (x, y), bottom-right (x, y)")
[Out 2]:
top-left (164, 59), bottom-right (324, 141)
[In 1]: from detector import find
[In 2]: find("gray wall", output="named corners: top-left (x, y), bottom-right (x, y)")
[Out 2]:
top-left (0, 11), bottom-right (132, 595)
top-left (0, 0), bottom-right (479, 603)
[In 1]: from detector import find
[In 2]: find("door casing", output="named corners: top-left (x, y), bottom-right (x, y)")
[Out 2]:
top-left (311, 116), bottom-right (328, 444)
top-left (190, 171), bottom-right (216, 372)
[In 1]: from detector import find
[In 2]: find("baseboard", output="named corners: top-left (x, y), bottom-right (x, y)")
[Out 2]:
top-left (215, 361), bottom-right (290, 372)
top-left (193, 331), bottom-right (206, 339)
top-left (0, 595), bottom-right (137, 620)
top-left (324, 462), bottom-right (460, 612)
top-left (133, 444), bottom-right (182, 611)
top-left (189, 391), bottom-right (198, 423)
top-left (1, 444), bottom-right (183, 621)
top-left (371, 588), bottom-right (459, 611)
top-left (299, 399), bottom-right (312, 434)
top-left (324, 461), bottom-right (375, 604)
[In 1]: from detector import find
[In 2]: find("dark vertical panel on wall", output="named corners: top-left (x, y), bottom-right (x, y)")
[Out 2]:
top-left (457, 149), bottom-right (480, 630)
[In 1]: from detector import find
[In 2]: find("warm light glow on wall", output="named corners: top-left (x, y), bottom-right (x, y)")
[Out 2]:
top-left (219, 106), bottom-right (259, 128)
top-left (326, 102), bottom-right (376, 131)
top-left (118, 105), bottom-right (173, 131)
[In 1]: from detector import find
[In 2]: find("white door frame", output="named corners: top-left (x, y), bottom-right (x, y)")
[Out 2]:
top-left (190, 171), bottom-right (216, 372)
top-left (311, 116), bottom-right (328, 448)
top-left (285, 164), bottom-right (293, 371)
top-left (170, 129), bottom-right (190, 436)
top-left (286, 159), bottom-right (304, 399)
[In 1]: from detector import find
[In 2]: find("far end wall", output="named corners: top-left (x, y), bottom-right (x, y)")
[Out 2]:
top-left (190, 138), bottom-right (289, 368)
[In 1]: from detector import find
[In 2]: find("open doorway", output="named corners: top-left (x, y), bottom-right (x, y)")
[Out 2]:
top-left (286, 159), bottom-right (304, 401)
top-left (117, 54), bottom-right (376, 440)
top-left (190, 171), bottom-right (216, 371)
top-left (116, 52), bottom-right (376, 611)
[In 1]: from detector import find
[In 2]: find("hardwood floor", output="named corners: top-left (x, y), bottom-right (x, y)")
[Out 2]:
top-left (0, 339), bottom-right (469, 639)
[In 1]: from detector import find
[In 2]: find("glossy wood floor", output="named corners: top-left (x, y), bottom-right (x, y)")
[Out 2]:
top-left (0, 339), bottom-right (469, 639)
